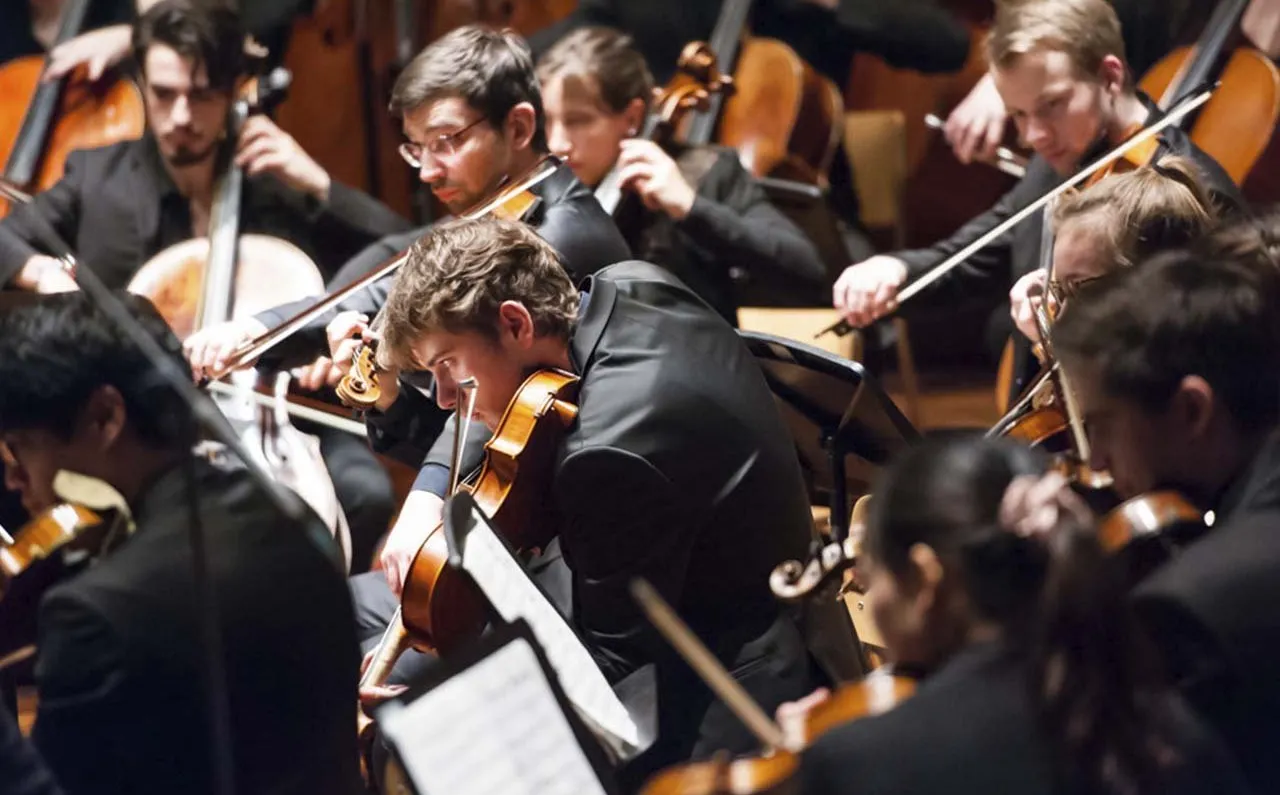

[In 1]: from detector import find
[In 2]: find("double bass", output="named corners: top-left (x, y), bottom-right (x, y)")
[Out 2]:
top-left (0, 0), bottom-right (144, 217)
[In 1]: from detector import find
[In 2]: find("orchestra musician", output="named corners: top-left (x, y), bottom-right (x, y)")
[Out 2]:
top-left (1, 708), bottom-right (61, 795)
top-left (1007, 155), bottom-right (1216, 345)
top-left (1053, 239), bottom-right (1280, 793)
top-left (537, 26), bottom-right (827, 324)
top-left (357, 215), bottom-right (846, 783)
top-left (794, 434), bottom-right (1250, 795)
top-left (0, 0), bottom-right (409, 572)
top-left (183, 23), bottom-right (631, 391)
top-left (0, 291), bottom-right (361, 795)
top-left (831, 0), bottom-right (1244, 406)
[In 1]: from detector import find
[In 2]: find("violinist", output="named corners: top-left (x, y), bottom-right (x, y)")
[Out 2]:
top-left (183, 23), bottom-right (630, 386)
top-left (537, 26), bottom-right (826, 324)
top-left (1007, 155), bottom-right (1216, 346)
top-left (796, 434), bottom-right (1249, 795)
top-left (1053, 242), bottom-right (1280, 793)
top-left (358, 215), bottom-right (845, 783)
top-left (0, 291), bottom-right (361, 795)
top-left (832, 0), bottom-right (1243, 405)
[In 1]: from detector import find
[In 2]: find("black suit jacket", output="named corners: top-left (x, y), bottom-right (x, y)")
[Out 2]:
top-left (0, 135), bottom-right (410, 289)
top-left (32, 456), bottom-right (362, 795)
top-left (801, 642), bottom-right (1249, 795)
top-left (254, 159), bottom-right (631, 368)
top-left (1, 709), bottom-right (60, 795)
top-left (392, 262), bottom-right (826, 771)
top-left (892, 95), bottom-right (1245, 403)
top-left (529, 0), bottom-right (970, 86)
top-left (617, 145), bottom-right (827, 323)
top-left (1132, 431), bottom-right (1280, 793)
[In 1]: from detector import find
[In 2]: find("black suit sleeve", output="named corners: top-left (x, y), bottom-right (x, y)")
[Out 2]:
top-left (31, 589), bottom-right (129, 794)
top-left (364, 379), bottom-right (450, 467)
top-left (554, 446), bottom-right (694, 683)
top-left (892, 161), bottom-right (1049, 308)
top-left (827, 0), bottom-right (970, 73)
top-left (0, 711), bottom-right (62, 795)
top-left (0, 152), bottom-right (86, 286)
top-left (303, 181), bottom-right (412, 278)
top-left (680, 153), bottom-right (827, 287)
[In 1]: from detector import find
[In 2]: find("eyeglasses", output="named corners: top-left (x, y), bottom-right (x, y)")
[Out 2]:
top-left (398, 116), bottom-right (486, 169)
top-left (1048, 273), bottom-right (1105, 303)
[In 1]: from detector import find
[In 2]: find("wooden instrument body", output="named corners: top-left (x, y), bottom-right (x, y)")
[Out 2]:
top-left (1139, 47), bottom-right (1280, 185)
top-left (0, 59), bottom-right (145, 217)
top-left (1097, 491), bottom-right (1206, 554)
top-left (716, 37), bottom-right (843, 182)
top-left (398, 369), bottom-right (580, 653)
top-left (0, 503), bottom-right (105, 593)
top-left (128, 234), bottom-right (326, 340)
top-left (642, 754), bottom-right (799, 795)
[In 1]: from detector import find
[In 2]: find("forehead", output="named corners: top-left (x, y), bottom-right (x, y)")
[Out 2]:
top-left (993, 49), bottom-right (1084, 105)
top-left (143, 45), bottom-right (210, 89)
top-left (542, 73), bottom-right (605, 111)
top-left (402, 96), bottom-right (481, 136)
top-left (1053, 222), bottom-right (1110, 280)
top-left (410, 328), bottom-right (478, 365)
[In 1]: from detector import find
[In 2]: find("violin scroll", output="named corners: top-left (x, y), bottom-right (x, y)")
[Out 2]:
top-left (770, 495), bottom-right (869, 603)
top-left (334, 343), bottom-right (382, 410)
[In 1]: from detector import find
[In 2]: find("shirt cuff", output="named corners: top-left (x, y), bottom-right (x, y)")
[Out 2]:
top-left (412, 463), bottom-right (450, 496)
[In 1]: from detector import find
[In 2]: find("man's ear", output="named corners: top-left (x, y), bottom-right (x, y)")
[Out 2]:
top-left (1098, 54), bottom-right (1128, 95)
top-left (497, 300), bottom-right (537, 347)
top-left (1172, 374), bottom-right (1216, 441)
top-left (623, 97), bottom-right (647, 136)
top-left (506, 102), bottom-right (539, 151)
top-left (81, 385), bottom-right (128, 451)
top-left (907, 542), bottom-right (944, 617)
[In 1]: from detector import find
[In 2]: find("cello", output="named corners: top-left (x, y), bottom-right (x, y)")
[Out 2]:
top-left (0, 0), bottom-right (144, 217)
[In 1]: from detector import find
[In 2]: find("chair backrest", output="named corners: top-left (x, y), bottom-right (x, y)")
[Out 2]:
top-left (736, 307), bottom-right (861, 360)
top-left (842, 110), bottom-right (908, 246)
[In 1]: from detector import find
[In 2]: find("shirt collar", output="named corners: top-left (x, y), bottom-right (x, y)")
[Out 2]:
top-left (592, 164), bottom-right (624, 215)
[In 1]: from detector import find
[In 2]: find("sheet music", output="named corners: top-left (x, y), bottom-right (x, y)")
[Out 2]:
top-left (378, 637), bottom-right (609, 795)
top-left (460, 517), bottom-right (644, 757)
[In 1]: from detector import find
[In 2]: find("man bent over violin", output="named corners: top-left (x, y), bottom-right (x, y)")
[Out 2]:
top-left (350, 216), bottom-right (852, 786)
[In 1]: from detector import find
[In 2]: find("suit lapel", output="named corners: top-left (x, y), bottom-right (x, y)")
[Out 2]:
top-left (571, 272), bottom-right (619, 372)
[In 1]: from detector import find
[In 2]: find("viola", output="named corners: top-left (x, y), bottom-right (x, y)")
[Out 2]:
top-left (0, 0), bottom-right (145, 218)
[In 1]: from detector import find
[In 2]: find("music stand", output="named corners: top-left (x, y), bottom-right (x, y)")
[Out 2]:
top-left (740, 330), bottom-right (920, 543)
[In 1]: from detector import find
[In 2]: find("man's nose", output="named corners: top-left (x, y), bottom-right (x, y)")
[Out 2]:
top-left (434, 379), bottom-right (456, 410)
top-left (171, 94), bottom-right (192, 126)
top-left (418, 157), bottom-right (446, 185)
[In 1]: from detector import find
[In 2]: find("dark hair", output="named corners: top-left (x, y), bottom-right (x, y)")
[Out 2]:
top-left (1196, 205), bottom-right (1280, 274)
top-left (132, 0), bottom-right (246, 92)
top-left (1055, 248), bottom-right (1280, 431)
top-left (390, 25), bottom-right (547, 152)
top-left (868, 434), bottom-right (1177, 795)
top-left (0, 292), bottom-right (196, 449)
top-left (536, 26), bottom-right (655, 114)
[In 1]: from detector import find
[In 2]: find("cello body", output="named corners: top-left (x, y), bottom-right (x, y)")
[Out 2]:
top-left (0, 62), bottom-right (144, 218)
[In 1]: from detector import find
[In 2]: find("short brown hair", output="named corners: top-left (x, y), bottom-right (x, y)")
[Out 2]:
top-left (1196, 206), bottom-right (1280, 274)
top-left (1052, 155), bottom-right (1216, 275)
top-left (377, 217), bottom-right (578, 370)
top-left (986, 0), bottom-right (1128, 83)
top-left (537, 26), bottom-right (655, 114)
top-left (390, 24), bottom-right (547, 151)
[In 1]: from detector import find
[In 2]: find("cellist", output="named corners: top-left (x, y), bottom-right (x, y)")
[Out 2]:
top-left (831, 0), bottom-right (1244, 407)
top-left (0, 0), bottom-right (409, 568)
top-left (1053, 237), bottom-right (1280, 793)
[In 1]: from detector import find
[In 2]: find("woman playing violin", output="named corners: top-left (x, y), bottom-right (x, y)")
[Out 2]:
top-left (1007, 155), bottom-right (1216, 346)
top-left (795, 434), bottom-right (1249, 795)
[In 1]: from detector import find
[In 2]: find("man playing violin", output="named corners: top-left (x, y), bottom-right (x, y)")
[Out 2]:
top-left (537, 26), bottom-right (827, 324)
top-left (1052, 242), bottom-right (1280, 793)
top-left (830, 0), bottom-right (1242, 405)
top-left (0, 0), bottom-right (411, 572)
top-left (0, 291), bottom-right (361, 795)
top-left (357, 215), bottom-right (837, 783)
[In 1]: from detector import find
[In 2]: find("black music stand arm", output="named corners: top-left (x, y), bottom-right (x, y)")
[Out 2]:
top-left (824, 430), bottom-right (850, 543)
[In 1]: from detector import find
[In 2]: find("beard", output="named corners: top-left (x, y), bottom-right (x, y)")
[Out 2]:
top-left (164, 137), bottom-right (220, 168)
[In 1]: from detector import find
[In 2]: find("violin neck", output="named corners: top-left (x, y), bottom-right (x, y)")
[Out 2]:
top-left (4, 0), bottom-right (94, 187)
top-left (685, 0), bottom-right (755, 144)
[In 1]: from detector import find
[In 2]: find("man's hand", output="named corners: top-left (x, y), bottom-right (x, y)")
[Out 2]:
top-left (292, 356), bottom-right (344, 392)
top-left (326, 311), bottom-right (400, 410)
top-left (1009, 270), bottom-right (1049, 343)
top-left (235, 116), bottom-right (332, 201)
top-left (44, 25), bottom-right (131, 82)
top-left (358, 649), bottom-right (408, 710)
top-left (943, 73), bottom-right (1008, 166)
top-left (999, 471), bottom-right (1094, 540)
top-left (380, 491), bottom-right (445, 596)
top-left (183, 317), bottom-right (269, 379)
top-left (776, 687), bottom-right (832, 750)
top-left (14, 255), bottom-right (78, 293)
top-left (616, 139), bottom-right (697, 220)
top-left (832, 255), bottom-right (908, 329)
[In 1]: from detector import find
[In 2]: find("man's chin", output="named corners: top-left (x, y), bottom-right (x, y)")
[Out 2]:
top-left (165, 145), bottom-right (218, 168)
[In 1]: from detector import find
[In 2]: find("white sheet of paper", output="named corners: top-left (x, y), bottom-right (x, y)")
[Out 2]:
top-left (461, 518), bottom-right (643, 755)
top-left (378, 637), bottom-right (609, 795)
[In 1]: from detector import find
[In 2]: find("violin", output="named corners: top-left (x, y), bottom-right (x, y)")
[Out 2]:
top-left (0, 0), bottom-right (145, 218)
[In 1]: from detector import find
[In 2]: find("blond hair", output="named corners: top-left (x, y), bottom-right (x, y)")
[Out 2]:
top-left (377, 216), bottom-right (579, 370)
top-left (1052, 155), bottom-right (1216, 274)
top-left (986, 0), bottom-right (1128, 82)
